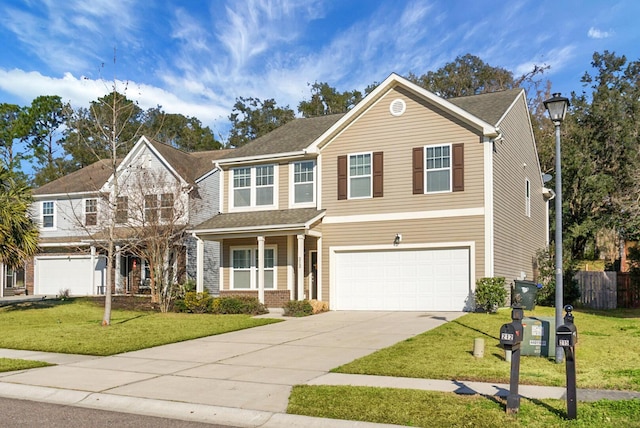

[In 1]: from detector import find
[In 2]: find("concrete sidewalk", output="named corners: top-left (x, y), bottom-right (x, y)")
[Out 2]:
top-left (0, 310), bottom-right (639, 427)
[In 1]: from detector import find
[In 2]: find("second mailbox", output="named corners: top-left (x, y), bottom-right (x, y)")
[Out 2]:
top-left (500, 323), bottom-right (523, 347)
top-left (556, 323), bottom-right (578, 348)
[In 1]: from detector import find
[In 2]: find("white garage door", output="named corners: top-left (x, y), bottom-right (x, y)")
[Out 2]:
top-left (334, 248), bottom-right (470, 311)
top-left (35, 256), bottom-right (107, 296)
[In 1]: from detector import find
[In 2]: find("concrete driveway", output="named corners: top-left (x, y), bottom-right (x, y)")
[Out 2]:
top-left (0, 310), bottom-right (462, 426)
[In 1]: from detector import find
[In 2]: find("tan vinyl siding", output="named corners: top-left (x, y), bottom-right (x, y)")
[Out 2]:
top-left (321, 86), bottom-right (485, 216)
top-left (492, 95), bottom-right (548, 283)
top-left (278, 162), bottom-right (288, 208)
top-left (321, 216), bottom-right (485, 306)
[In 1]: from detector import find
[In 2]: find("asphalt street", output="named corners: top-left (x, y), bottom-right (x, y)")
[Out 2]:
top-left (0, 396), bottom-right (237, 428)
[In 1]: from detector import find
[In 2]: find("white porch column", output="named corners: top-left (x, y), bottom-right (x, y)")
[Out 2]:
top-left (287, 235), bottom-right (294, 300)
top-left (115, 245), bottom-right (122, 294)
top-left (317, 237), bottom-right (322, 302)
top-left (257, 236), bottom-right (265, 304)
top-left (90, 245), bottom-right (97, 294)
top-left (196, 237), bottom-right (204, 293)
top-left (297, 234), bottom-right (305, 301)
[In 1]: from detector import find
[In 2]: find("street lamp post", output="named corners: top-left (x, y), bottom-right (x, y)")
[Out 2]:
top-left (544, 93), bottom-right (570, 363)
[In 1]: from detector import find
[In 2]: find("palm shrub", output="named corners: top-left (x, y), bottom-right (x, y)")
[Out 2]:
top-left (474, 277), bottom-right (507, 313)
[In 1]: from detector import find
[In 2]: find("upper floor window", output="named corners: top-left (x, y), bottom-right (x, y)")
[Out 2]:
top-left (525, 178), bottom-right (531, 217)
top-left (144, 194), bottom-right (158, 222)
top-left (42, 201), bottom-right (55, 228)
top-left (349, 153), bottom-right (372, 199)
top-left (116, 196), bottom-right (128, 224)
top-left (426, 144), bottom-right (451, 192)
top-left (160, 193), bottom-right (174, 220)
top-left (337, 152), bottom-right (383, 200)
top-left (85, 199), bottom-right (97, 226)
top-left (292, 160), bottom-right (315, 205)
top-left (413, 144), bottom-right (464, 194)
top-left (231, 165), bottom-right (276, 209)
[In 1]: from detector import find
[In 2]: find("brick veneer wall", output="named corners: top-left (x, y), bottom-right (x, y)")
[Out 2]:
top-left (220, 289), bottom-right (292, 308)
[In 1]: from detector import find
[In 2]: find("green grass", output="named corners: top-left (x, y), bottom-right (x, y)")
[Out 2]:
top-left (288, 385), bottom-right (640, 428)
top-left (0, 358), bottom-right (52, 372)
top-left (333, 306), bottom-right (640, 391)
top-left (0, 298), bottom-right (281, 356)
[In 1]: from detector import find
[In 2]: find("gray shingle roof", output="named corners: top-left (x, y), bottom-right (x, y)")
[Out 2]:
top-left (192, 208), bottom-right (324, 233)
top-left (33, 159), bottom-right (118, 195)
top-left (220, 114), bottom-right (345, 160)
top-left (448, 88), bottom-right (522, 126)
top-left (34, 139), bottom-right (232, 195)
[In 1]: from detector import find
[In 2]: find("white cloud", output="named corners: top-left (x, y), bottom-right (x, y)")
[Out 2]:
top-left (0, 68), bottom-right (228, 129)
top-left (587, 27), bottom-right (613, 39)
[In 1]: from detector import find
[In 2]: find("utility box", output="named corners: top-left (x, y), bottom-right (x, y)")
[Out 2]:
top-left (521, 316), bottom-right (555, 357)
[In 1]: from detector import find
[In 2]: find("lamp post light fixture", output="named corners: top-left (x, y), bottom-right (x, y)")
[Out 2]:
top-left (543, 93), bottom-right (570, 363)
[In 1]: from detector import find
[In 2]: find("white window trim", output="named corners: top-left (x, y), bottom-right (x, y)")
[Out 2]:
top-left (41, 200), bottom-right (57, 230)
top-left (525, 178), bottom-right (531, 217)
top-left (424, 143), bottom-right (452, 194)
top-left (230, 246), bottom-right (277, 290)
top-left (229, 164), bottom-right (278, 212)
top-left (84, 198), bottom-right (98, 227)
top-left (289, 160), bottom-right (316, 208)
top-left (348, 152), bottom-right (373, 200)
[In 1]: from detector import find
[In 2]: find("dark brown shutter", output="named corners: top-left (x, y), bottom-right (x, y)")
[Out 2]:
top-left (452, 143), bottom-right (464, 192)
top-left (412, 147), bottom-right (424, 194)
top-left (373, 151), bottom-right (383, 198)
top-left (337, 155), bottom-right (347, 200)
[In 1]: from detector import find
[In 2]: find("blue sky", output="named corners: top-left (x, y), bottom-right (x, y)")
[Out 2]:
top-left (0, 0), bottom-right (638, 138)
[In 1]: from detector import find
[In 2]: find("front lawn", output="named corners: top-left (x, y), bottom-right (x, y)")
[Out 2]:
top-left (0, 298), bottom-right (281, 356)
top-left (334, 306), bottom-right (640, 390)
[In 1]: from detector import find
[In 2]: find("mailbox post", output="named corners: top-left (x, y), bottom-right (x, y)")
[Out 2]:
top-left (499, 306), bottom-right (524, 414)
top-left (556, 305), bottom-right (578, 419)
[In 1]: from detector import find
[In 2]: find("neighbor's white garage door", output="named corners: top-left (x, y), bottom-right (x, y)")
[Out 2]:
top-left (333, 248), bottom-right (470, 311)
top-left (35, 256), bottom-right (107, 296)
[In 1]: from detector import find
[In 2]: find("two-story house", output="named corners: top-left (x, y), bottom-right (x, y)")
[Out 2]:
top-left (26, 136), bottom-right (228, 297)
top-left (190, 73), bottom-right (549, 311)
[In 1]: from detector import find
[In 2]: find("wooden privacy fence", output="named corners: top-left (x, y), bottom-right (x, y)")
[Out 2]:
top-left (616, 272), bottom-right (640, 309)
top-left (573, 271), bottom-right (640, 309)
top-left (573, 271), bottom-right (617, 310)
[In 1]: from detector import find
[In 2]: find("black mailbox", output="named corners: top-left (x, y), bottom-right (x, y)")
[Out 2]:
top-left (557, 323), bottom-right (577, 348)
top-left (500, 323), bottom-right (522, 347)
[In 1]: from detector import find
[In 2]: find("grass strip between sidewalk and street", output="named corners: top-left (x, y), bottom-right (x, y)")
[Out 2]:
top-left (0, 358), bottom-right (52, 372)
top-left (288, 385), bottom-right (640, 428)
top-left (0, 298), bottom-right (281, 356)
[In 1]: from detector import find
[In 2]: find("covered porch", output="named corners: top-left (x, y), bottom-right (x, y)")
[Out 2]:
top-left (190, 208), bottom-right (324, 306)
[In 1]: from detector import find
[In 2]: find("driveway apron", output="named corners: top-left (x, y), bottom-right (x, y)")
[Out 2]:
top-left (0, 311), bottom-right (462, 413)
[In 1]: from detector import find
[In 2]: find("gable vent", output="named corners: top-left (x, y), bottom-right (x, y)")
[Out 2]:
top-left (389, 99), bottom-right (406, 116)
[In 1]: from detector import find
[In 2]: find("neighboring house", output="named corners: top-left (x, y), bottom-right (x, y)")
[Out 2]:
top-left (26, 136), bottom-right (229, 297)
top-left (190, 73), bottom-right (549, 311)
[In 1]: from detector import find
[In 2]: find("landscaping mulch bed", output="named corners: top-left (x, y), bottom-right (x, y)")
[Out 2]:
top-left (82, 296), bottom-right (160, 312)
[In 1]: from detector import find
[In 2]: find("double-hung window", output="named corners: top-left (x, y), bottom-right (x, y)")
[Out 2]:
top-left (144, 194), bottom-right (158, 222)
top-left (255, 165), bottom-right (274, 206)
top-left (116, 196), bottom-right (128, 224)
top-left (231, 247), bottom-right (276, 289)
top-left (42, 201), bottom-right (55, 228)
top-left (160, 193), bottom-right (174, 220)
top-left (231, 165), bottom-right (276, 209)
top-left (292, 160), bottom-right (315, 205)
top-left (425, 144), bottom-right (451, 192)
top-left (349, 153), bottom-right (372, 198)
top-left (85, 198), bottom-right (97, 226)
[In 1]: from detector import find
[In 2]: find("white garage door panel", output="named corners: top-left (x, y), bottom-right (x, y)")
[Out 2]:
top-left (35, 257), bottom-right (106, 296)
top-left (334, 248), bottom-right (470, 311)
